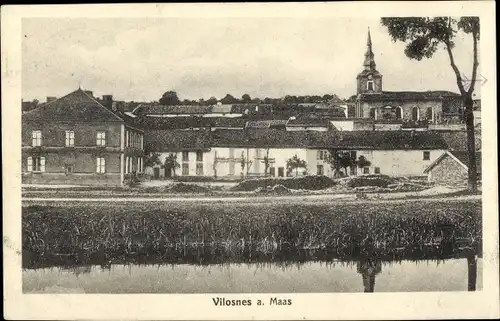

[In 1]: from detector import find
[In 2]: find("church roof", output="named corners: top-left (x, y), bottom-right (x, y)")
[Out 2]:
top-left (22, 88), bottom-right (124, 122)
top-left (358, 91), bottom-right (461, 102)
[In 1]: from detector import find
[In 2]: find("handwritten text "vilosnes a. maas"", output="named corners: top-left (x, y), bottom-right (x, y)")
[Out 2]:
top-left (212, 297), bottom-right (292, 307)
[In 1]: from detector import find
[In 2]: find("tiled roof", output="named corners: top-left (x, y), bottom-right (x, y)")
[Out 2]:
top-left (212, 117), bottom-right (247, 128)
top-left (435, 130), bottom-right (482, 151)
top-left (286, 117), bottom-right (331, 127)
top-left (138, 116), bottom-right (246, 130)
top-left (359, 91), bottom-right (461, 102)
top-left (137, 104), bottom-right (213, 115)
top-left (145, 129), bottom-right (211, 152)
top-left (327, 95), bottom-right (348, 106)
top-left (22, 89), bottom-right (124, 122)
top-left (449, 151), bottom-right (482, 173)
top-left (212, 129), bottom-right (312, 148)
top-left (146, 129), bottom-right (449, 151)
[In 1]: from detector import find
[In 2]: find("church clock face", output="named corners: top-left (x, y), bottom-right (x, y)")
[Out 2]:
top-left (368, 74), bottom-right (373, 80)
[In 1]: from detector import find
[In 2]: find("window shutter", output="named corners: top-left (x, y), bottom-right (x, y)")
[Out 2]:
top-left (96, 158), bottom-right (100, 173)
top-left (27, 157), bottom-right (33, 172)
top-left (102, 158), bottom-right (106, 173)
top-left (40, 157), bottom-right (46, 172)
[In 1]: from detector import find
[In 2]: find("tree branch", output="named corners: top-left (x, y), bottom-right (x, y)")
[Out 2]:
top-left (445, 41), bottom-right (467, 96)
top-left (467, 28), bottom-right (479, 95)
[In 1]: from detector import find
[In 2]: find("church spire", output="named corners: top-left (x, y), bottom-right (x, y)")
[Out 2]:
top-left (363, 28), bottom-right (376, 71)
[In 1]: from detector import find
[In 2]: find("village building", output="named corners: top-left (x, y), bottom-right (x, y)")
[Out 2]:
top-left (22, 88), bottom-right (145, 186)
top-left (353, 30), bottom-right (463, 124)
top-left (424, 151), bottom-right (482, 186)
top-left (144, 129), bottom-right (448, 179)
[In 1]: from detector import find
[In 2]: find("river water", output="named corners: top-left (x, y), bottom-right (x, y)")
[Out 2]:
top-left (23, 258), bottom-right (482, 293)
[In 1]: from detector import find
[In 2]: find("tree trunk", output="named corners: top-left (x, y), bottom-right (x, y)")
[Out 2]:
top-left (463, 95), bottom-right (478, 193)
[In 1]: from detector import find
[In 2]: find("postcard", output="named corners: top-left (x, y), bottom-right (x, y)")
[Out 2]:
top-left (2, 2), bottom-right (499, 320)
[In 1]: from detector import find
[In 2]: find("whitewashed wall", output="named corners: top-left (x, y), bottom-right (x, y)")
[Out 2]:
top-left (149, 148), bottom-right (446, 178)
top-left (307, 149), bottom-right (447, 177)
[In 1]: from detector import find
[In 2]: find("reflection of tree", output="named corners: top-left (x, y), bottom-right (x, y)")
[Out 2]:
top-left (356, 259), bottom-right (382, 292)
top-left (467, 254), bottom-right (477, 291)
top-left (61, 265), bottom-right (92, 277)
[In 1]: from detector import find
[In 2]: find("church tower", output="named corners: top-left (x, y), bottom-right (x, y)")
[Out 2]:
top-left (356, 28), bottom-right (383, 94)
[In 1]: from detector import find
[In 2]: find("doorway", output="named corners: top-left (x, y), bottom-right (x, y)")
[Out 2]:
top-left (153, 167), bottom-right (160, 179)
top-left (278, 167), bottom-right (284, 177)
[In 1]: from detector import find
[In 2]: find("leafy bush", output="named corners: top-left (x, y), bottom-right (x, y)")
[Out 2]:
top-left (124, 173), bottom-right (141, 187)
top-left (167, 183), bottom-right (209, 193)
top-left (231, 175), bottom-right (336, 191)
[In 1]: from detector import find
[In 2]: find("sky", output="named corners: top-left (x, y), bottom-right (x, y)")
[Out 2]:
top-left (22, 18), bottom-right (480, 102)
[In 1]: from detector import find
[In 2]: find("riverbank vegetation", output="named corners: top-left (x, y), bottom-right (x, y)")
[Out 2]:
top-left (22, 199), bottom-right (481, 269)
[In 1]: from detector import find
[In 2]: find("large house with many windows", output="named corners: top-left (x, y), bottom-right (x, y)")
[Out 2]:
top-left (22, 88), bottom-right (145, 186)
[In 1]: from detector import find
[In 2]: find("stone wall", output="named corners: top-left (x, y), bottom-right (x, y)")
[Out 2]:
top-left (428, 155), bottom-right (467, 186)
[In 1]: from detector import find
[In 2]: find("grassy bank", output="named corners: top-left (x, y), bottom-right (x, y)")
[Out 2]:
top-left (22, 199), bottom-right (481, 268)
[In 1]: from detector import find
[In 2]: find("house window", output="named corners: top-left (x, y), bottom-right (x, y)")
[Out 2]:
top-left (350, 151), bottom-right (357, 160)
top-left (182, 151), bottom-right (189, 162)
top-left (423, 151), bottom-right (430, 160)
top-left (96, 157), bottom-right (106, 173)
top-left (65, 131), bottom-right (75, 147)
top-left (182, 163), bottom-right (189, 175)
top-left (64, 164), bottom-right (74, 175)
top-left (350, 166), bottom-right (357, 176)
top-left (269, 167), bottom-right (276, 177)
top-left (367, 81), bottom-right (374, 91)
top-left (229, 148), bottom-right (235, 159)
top-left (196, 151), bottom-right (203, 162)
top-left (317, 165), bottom-right (324, 175)
top-left (411, 107), bottom-right (420, 121)
top-left (32, 130), bottom-right (42, 146)
top-left (426, 107), bottom-right (433, 121)
top-left (278, 167), bottom-right (285, 177)
top-left (196, 163), bottom-right (203, 176)
top-left (27, 156), bottom-right (45, 172)
top-left (374, 167), bottom-right (380, 174)
top-left (363, 167), bottom-right (370, 174)
top-left (317, 150), bottom-right (326, 160)
top-left (96, 132), bottom-right (106, 146)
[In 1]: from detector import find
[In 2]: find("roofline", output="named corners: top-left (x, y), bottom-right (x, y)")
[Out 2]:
top-left (80, 90), bottom-right (125, 122)
top-left (23, 88), bottom-right (125, 122)
top-left (423, 150), bottom-right (468, 173)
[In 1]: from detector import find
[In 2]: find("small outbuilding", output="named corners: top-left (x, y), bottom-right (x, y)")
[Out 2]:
top-left (424, 151), bottom-right (481, 186)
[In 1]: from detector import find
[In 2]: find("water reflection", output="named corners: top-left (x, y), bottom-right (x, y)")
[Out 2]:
top-left (23, 257), bottom-right (482, 293)
top-left (357, 259), bottom-right (382, 292)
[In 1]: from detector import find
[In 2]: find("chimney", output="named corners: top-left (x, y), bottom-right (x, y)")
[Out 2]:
top-left (46, 96), bottom-right (57, 103)
top-left (102, 95), bottom-right (113, 109)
